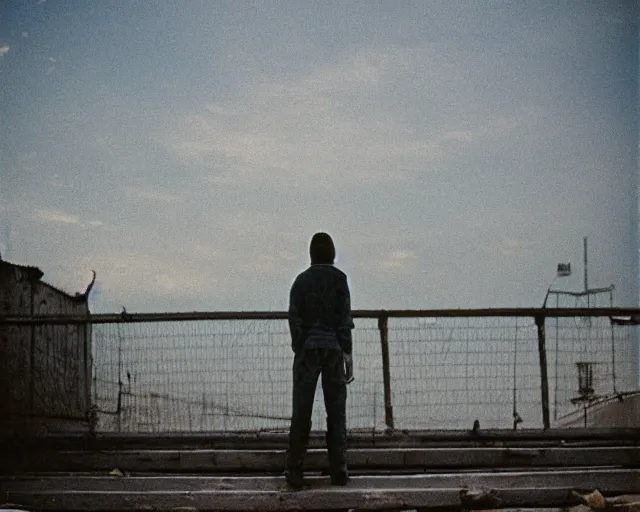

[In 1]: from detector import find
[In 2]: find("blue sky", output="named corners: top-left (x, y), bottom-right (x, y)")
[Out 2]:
top-left (1, 1), bottom-right (638, 312)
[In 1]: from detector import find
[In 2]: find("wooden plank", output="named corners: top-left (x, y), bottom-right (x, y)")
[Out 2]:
top-left (0, 486), bottom-right (632, 512)
top-left (7, 428), bottom-right (640, 451)
top-left (4, 447), bottom-right (639, 473)
top-left (0, 488), bottom-right (461, 511)
top-left (2, 469), bottom-right (638, 492)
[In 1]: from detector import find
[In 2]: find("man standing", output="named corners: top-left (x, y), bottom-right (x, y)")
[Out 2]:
top-left (285, 232), bottom-right (354, 489)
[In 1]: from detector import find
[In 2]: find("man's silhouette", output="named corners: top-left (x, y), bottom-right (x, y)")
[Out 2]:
top-left (285, 232), bottom-right (354, 489)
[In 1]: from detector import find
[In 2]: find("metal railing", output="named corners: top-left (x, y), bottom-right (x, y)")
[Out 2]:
top-left (1, 308), bottom-right (639, 433)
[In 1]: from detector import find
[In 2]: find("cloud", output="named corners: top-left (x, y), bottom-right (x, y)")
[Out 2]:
top-left (203, 104), bottom-right (237, 117)
top-left (34, 209), bottom-right (105, 230)
top-left (165, 48), bottom-right (480, 187)
top-left (440, 130), bottom-right (474, 143)
top-left (74, 244), bottom-right (225, 304)
top-left (126, 187), bottom-right (182, 203)
top-left (64, 207), bottom-right (307, 310)
top-left (36, 210), bottom-right (80, 225)
top-left (0, 45), bottom-right (9, 58)
top-left (165, 44), bottom-right (544, 191)
top-left (499, 237), bottom-right (533, 256)
top-left (381, 249), bottom-right (417, 270)
top-left (22, 32), bottom-right (28, 38)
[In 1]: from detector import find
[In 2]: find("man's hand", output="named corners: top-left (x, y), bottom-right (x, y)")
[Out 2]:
top-left (344, 353), bottom-right (354, 384)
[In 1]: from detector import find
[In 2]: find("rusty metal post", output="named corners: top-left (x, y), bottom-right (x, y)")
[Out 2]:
top-left (378, 314), bottom-right (394, 430)
top-left (535, 314), bottom-right (550, 430)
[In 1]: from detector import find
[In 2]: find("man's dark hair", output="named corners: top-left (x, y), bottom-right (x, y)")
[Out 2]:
top-left (309, 232), bottom-right (336, 264)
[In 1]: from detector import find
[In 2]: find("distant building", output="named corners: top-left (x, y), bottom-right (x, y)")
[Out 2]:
top-left (0, 257), bottom-right (94, 438)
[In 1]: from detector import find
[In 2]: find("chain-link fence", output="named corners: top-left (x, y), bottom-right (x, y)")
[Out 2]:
top-left (387, 316), bottom-right (542, 430)
top-left (549, 316), bottom-right (637, 425)
top-left (89, 309), bottom-right (639, 432)
top-left (91, 317), bottom-right (386, 432)
top-left (2, 308), bottom-right (638, 434)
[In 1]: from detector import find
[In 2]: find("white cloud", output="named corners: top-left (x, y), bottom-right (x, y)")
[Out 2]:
top-left (36, 210), bottom-right (80, 225)
top-left (22, 32), bottom-right (28, 38)
top-left (499, 237), bottom-right (533, 256)
top-left (34, 209), bottom-right (106, 230)
top-left (203, 104), bottom-right (237, 117)
top-left (127, 187), bottom-right (182, 203)
top-left (279, 251), bottom-right (297, 262)
top-left (165, 48), bottom-right (475, 187)
top-left (64, 206), bottom-right (307, 310)
top-left (165, 44), bottom-right (543, 190)
top-left (0, 45), bottom-right (9, 58)
top-left (440, 130), bottom-right (474, 143)
top-left (381, 249), bottom-right (417, 270)
top-left (297, 52), bottom-right (388, 92)
top-left (74, 244), bottom-right (227, 304)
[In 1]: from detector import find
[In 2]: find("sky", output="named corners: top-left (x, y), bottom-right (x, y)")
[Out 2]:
top-left (1, 1), bottom-right (638, 313)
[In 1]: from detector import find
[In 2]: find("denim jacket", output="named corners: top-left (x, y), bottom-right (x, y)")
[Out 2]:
top-left (288, 264), bottom-right (354, 354)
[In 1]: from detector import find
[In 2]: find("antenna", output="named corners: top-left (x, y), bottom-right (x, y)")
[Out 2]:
top-left (583, 237), bottom-right (588, 294)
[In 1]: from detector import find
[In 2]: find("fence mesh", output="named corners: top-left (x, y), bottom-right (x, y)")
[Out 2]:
top-left (549, 318), bottom-right (637, 423)
top-left (547, 291), bottom-right (638, 424)
top-left (388, 317), bottom-right (541, 430)
top-left (92, 319), bottom-right (385, 432)
top-left (89, 311), bottom-right (639, 433)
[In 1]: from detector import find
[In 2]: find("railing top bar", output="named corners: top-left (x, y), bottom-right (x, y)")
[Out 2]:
top-left (1, 307), bottom-right (639, 325)
top-left (356, 307), bottom-right (640, 318)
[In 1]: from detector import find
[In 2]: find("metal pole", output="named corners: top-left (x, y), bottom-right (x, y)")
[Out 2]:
top-left (5, 306), bottom-right (640, 325)
top-left (116, 326), bottom-right (122, 432)
top-left (535, 315), bottom-right (551, 430)
top-left (512, 319), bottom-right (518, 430)
top-left (610, 289), bottom-right (617, 394)
top-left (584, 237), bottom-right (589, 308)
top-left (373, 382), bottom-right (377, 429)
top-left (553, 292), bottom-right (559, 421)
top-left (378, 315), bottom-right (394, 430)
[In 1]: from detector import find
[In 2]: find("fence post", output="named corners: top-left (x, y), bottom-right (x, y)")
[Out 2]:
top-left (378, 314), bottom-right (394, 430)
top-left (535, 314), bottom-right (551, 430)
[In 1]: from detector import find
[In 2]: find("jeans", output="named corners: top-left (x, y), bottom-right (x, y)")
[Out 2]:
top-left (285, 347), bottom-right (347, 476)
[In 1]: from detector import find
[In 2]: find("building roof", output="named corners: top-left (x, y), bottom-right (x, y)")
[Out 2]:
top-left (0, 258), bottom-right (44, 280)
top-left (0, 258), bottom-right (87, 300)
